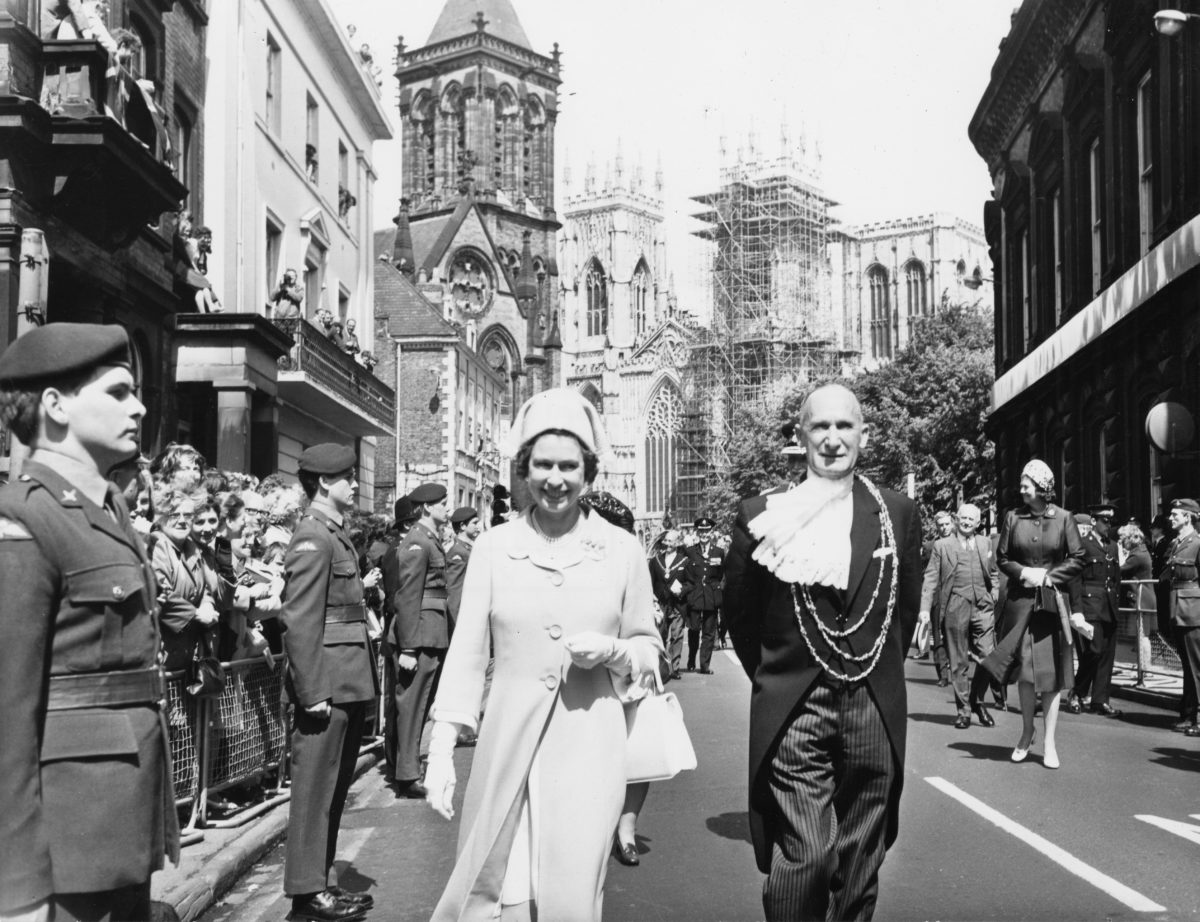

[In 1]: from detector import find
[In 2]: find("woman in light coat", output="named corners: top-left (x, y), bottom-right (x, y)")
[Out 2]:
top-left (423, 389), bottom-right (663, 922)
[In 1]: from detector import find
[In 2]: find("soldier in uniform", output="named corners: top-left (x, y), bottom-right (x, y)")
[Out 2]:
top-left (683, 516), bottom-right (725, 674)
top-left (280, 444), bottom-right (377, 921)
top-left (0, 324), bottom-right (179, 922)
top-left (385, 482), bottom-right (450, 797)
top-left (1162, 498), bottom-right (1200, 738)
top-left (380, 495), bottom-right (419, 780)
top-left (1065, 513), bottom-right (1123, 717)
top-left (445, 506), bottom-right (481, 630)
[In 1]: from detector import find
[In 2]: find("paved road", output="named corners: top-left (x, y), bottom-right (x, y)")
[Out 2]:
top-left (204, 653), bottom-right (1200, 922)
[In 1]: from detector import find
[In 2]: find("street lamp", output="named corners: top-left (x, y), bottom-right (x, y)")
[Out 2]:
top-left (1154, 9), bottom-right (1200, 36)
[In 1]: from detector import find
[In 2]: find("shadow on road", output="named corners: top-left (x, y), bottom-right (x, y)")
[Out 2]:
top-left (946, 740), bottom-right (1018, 762)
top-left (1148, 747), bottom-right (1200, 773)
top-left (908, 712), bottom-right (960, 727)
top-left (706, 811), bottom-right (753, 845)
top-left (334, 863), bottom-right (377, 893)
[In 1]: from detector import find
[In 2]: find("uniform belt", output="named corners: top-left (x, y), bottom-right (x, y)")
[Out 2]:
top-left (1171, 579), bottom-right (1200, 589)
top-left (325, 603), bottom-right (367, 624)
top-left (46, 667), bottom-right (166, 711)
top-left (423, 590), bottom-right (448, 601)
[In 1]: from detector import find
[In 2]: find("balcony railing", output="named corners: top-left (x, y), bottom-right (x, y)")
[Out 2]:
top-left (273, 318), bottom-right (395, 431)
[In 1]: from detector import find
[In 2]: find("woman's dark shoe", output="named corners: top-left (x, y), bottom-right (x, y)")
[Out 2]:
top-left (1065, 694), bottom-right (1082, 715)
top-left (613, 839), bottom-right (640, 866)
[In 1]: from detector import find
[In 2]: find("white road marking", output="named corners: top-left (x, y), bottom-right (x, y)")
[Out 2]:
top-left (1136, 814), bottom-right (1200, 846)
top-left (926, 777), bottom-right (1166, 913)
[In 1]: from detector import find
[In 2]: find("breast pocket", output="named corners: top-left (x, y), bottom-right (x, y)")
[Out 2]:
top-left (62, 562), bottom-right (150, 671)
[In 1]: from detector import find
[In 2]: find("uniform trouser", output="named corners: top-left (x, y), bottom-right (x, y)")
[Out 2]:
top-left (929, 606), bottom-right (950, 679)
top-left (763, 681), bottom-right (897, 922)
top-left (660, 603), bottom-right (686, 673)
top-left (285, 701), bottom-right (368, 896)
top-left (1072, 620), bottom-right (1118, 705)
top-left (943, 595), bottom-right (996, 715)
top-left (1176, 625), bottom-right (1199, 721)
top-left (1179, 625), bottom-right (1200, 719)
top-left (392, 648), bottom-right (444, 783)
top-left (689, 610), bottom-right (718, 670)
top-left (52, 882), bottom-right (152, 921)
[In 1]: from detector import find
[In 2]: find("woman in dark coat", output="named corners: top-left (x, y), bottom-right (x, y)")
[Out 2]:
top-left (982, 460), bottom-right (1085, 769)
top-left (1118, 523), bottom-right (1156, 614)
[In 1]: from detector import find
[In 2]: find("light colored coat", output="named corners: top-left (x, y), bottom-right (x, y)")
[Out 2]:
top-left (430, 509), bottom-right (662, 922)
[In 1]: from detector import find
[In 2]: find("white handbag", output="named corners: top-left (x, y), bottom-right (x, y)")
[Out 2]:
top-left (624, 691), bottom-right (698, 783)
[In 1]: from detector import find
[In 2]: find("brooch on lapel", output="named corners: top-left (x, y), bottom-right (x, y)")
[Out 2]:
top-left (581, 536), bottom-right (606, 560)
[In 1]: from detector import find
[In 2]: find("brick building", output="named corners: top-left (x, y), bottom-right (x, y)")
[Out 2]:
top-left (374, 0), bottom-right (563, 513)
top-left (0, 0), bottom-right (205, 467)
top-left (969, 0), bottom-right (1200, 518)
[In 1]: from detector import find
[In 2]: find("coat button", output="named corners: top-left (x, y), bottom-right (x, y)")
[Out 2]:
top-left (544, 674), bottom-right (559, 690)
top-left (548, 572), bottom-right (564, 587)
top-left (113, 586), bottom-right (126, 600)
top-left (548, 624), bottom-right (563, 639)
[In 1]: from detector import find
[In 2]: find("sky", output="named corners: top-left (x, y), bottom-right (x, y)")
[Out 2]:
top-left (331, 0), bottom-right (1017, 309)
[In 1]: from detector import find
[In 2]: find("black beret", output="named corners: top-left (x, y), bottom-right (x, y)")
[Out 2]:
top-left (450, 506), bottom-right (479, 525)
top-left (409, 482), bottom-right (447, 504)
top-left (1171, 498), bottom-right (1200, 515)
top-left (0, 323), bottom-right (131, 386)
top-left (394, 496), bottom-right (418, 524)
top-left (297, 443), bottom-right (356, 475)
top-left (694, 516), bottom-right (716, 530)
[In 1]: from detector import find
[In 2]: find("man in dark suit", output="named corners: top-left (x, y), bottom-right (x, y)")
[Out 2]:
top-left (919, 502), bottom-right (999, 728)
top-left (1066, 513), bottom-right (1123, 717)
top-left (280, 444), bottom-right (377, 921)
top-left (650, 528), bottom-right (690, 678)
top-left (0, 325), bottom-right (179, 922)
top-left (684, 516), bottom-right (726, 673)
top-left (385, 482), bottom-right (449, 797)
top-left (918, 510), bottom-right (956, 685)
top-left (724, 384), bottom-right (922, 922)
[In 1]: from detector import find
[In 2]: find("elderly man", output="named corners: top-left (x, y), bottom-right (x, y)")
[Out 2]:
top-left (725, 384), bottom-right (922, 921)
top-left (651, 528), bottom-right (690, 678)
top-left (919, 510), bottom-right (957, 683)
top-left (920, 503), bottom-right (999, 729)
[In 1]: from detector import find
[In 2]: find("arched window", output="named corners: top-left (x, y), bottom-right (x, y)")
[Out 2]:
top-left (494, 85), bottom-right (519, 192)
top-left (585, 259), bottom-right (607, 337)
top-left (579, 382), bottom-right (602, 412)
top-left (643, 383), bottom-right (682, 515)
top-left (904, 260), bottom-right (927, 319)
top-left (632, 260), bottom-right (651, 337)
top-left (867, 265), bottom-right (891, 360)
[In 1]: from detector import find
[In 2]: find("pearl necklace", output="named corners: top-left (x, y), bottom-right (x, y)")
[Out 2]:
top-left (789, 474), bottom-right (899, 683)
top-left (530, 509), bottom-right (582, 545)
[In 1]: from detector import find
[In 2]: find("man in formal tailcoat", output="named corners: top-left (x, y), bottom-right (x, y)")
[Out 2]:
top-left (919, 502), bottom-right (999, 728)
top-left (0, 324), bottom-right (179, 922)
top-left (724, 384), bottom-right (922, 922)
top-left (1162, 499), bottom-right (1200, 738)
top-left (1065, 513), bottom-right (1123, 717)
top-left (385, 482), bottom-right (450, 797)
top-left (684, 516), bottom-right (725, 673)
top-left (650, 528), bottom-right (690, 678)
top-left (280, 444), bottom-right (377, 921)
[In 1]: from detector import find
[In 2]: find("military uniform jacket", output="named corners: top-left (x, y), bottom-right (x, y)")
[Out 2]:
top-left (1068, 532), bottom-right (1120, 624)
top-left (445, 537), bottom-right (473, 629)
top-left (1162, 531), bottom-right (1200, 629)
top-left (683, 541), bottom-right (726, 611)
top-left (280, 508), bottom-right (377, 707)
top-left (0, 461), bottom-right (178, 911)
top-left (650, 549), bottom-right (690, 608)
top-left (387, 521), bottom-right (449, 651)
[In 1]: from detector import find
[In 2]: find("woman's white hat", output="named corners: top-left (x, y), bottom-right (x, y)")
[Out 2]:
top-left (504, 387), bottom-right (611, 459)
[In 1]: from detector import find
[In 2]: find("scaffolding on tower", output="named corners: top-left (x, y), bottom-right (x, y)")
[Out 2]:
top-left (677, 132), bottom-right (852, 520)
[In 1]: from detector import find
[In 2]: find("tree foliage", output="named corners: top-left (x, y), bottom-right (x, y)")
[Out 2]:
top-left (699, 302), bottom-right (995, 536)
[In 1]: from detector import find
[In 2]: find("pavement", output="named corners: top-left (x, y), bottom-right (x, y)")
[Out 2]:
top-left (159, 655), bottom-right (1195, 922)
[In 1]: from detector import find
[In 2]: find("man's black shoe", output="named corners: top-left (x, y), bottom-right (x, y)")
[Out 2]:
top-left (1172, 719), bottom-right (1196, 733)
top-left (936, 676), bottom-right (950, 688)
top-left (1184, 724), bottom-right (1200, 738)
top-left (954, 714), bottom-right (971, 729)
top-left (289, 892), bottom-right (367, 922)
top-left (326, 887), bottom-right (373, 911)
top-left (393, 780), bottom-right (428, 799)
top-left (1065, 694), bottom-right (1082, 715)
top-left (971, 704), bottom-right (995, 728)
top-left (670, 670), bottom-right (683, 680)
top-left (1091, 703), bottom-right (1122, 718)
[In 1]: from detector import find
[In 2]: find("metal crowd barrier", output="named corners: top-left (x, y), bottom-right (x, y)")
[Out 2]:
top-left (1116, 578), bottom-right (1183, 687)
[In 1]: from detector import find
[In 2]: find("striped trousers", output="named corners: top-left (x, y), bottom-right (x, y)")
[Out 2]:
top-left (763, 681), bottom-right (898, 922)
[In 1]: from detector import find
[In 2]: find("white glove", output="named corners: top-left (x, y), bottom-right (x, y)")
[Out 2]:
top-left (1069, 612), bottom-right (1094, 641)
top-left (424, 721), bottom-right (459, 820)
top-left (1020, 567), bottom-right (1048, 588)
top-left (918, 611), bottom-right (930, 626)
top-left (564, 631), bottom-right (618, 669)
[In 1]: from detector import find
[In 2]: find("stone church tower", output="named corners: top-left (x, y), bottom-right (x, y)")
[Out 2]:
top-left (391, 0), bottom-right (563, 413)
